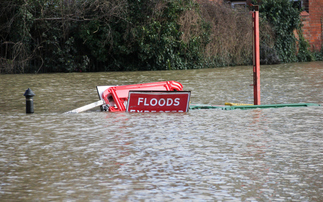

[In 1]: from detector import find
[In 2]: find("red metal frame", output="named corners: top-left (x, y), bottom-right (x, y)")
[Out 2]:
top-left (101, 81), bottom-right (183, 112)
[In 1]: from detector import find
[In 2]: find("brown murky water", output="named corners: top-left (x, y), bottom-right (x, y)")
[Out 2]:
top-left (0, 62), bottom-right (322, 201)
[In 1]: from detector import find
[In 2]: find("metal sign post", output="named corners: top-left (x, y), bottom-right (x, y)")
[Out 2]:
top-left (252, 8), bottom-right (261, 105)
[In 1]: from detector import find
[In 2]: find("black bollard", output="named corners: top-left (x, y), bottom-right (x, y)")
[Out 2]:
top-left (24, 88), bottom-right (35, 114)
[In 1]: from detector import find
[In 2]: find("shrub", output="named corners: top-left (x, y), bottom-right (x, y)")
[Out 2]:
top-left (199, 0), bottom-right (253, 66)
top-left (258, 0), bottom-right (313, 63)
top-left (79, 0), bottom-right (208, 71)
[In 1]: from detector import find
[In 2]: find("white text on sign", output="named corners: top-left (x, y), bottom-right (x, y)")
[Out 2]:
top-left (137, 97), bottom-right (180, 107)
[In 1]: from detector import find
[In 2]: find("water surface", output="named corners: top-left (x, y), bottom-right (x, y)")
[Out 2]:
top-left (0, 62), bottom-right (322, 201)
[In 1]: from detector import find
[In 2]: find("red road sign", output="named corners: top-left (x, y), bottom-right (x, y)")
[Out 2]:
top-left (126, 91), bottom-right (191, 112)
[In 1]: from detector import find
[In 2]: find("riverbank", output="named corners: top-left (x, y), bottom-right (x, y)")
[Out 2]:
top-left (1, 0), bottom-right (322, 74)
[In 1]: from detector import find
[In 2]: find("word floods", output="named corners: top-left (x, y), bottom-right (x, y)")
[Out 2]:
top-left (126, 91), bottom-right (191, 112)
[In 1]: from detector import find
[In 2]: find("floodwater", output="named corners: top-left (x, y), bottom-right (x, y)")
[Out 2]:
top-left (0, 62), bottom-right (322, 201)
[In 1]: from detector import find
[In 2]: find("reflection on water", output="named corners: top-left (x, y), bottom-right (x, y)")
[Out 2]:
top-left (0, 62), bottom-right (322, 201)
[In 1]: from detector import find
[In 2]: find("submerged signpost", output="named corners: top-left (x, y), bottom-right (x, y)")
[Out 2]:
top-left (126, 91), bottom-right (191, 112)
top-left (252, 6), bottom-right (261, 105)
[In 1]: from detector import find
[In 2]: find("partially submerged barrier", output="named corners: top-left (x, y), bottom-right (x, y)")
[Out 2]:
top-left (65, 80), bottom-right (320, 114)
top-left (189, 103), bottom-right (321, 110)
top-left (101, 81), bottom-right (183, 112)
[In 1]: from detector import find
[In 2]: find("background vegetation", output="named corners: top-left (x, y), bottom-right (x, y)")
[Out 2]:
top-left (257, 0), bottom-right (314, 64)
top-left (0, 0), bottom-right (322, 73)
